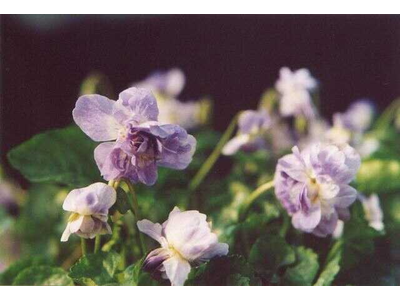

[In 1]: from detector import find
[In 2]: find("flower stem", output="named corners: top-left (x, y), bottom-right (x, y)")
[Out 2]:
top-left (81, 238), bottom-right (87, 256)
top-left (374, 97), bottom-right (400, 131)
top-left (239, 180), bottom-right (274, 222)
top-left (189, 112), bottom-right (241, 193)
top-left (121, 178), bottom-right (147, 255)
top-left (94, 235), bottom-right (101, 253)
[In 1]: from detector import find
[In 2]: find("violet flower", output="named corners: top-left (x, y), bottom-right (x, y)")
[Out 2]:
top-left (274, 142), bottom-right (361, 237)
top-left (137, 207), bottom-right (229, 286)
top-left (61, 182), bottom-right (116, 242)
top-left (275, 67), bottom-right (318, 119)
top-left (326, 100), bottom-right (378, 157)
top-left (222, 109), bottom-right (271, 155)
top-left (73, 87), bottom-right (196, 185)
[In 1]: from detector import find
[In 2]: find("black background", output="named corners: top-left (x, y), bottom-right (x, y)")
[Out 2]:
top-left (2, 15), bottom-right (400, 177)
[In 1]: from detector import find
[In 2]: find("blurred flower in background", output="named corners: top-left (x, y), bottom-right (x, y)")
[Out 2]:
top-left (132, 69), bottom-right (212, 130)
top-left (275, 67), bottom-right (318, 119)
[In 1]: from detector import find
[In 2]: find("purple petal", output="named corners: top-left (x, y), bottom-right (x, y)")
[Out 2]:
top-left (94, 142), bottom-right (131, 181)
top-left (312, 212), bottom-right (339, 237)
top-left (73, 95), bottom-right (121, 142)
top-left (150, 124), bottom-right (196, 170)
top-left (118, 87), bottom-right (159, 122)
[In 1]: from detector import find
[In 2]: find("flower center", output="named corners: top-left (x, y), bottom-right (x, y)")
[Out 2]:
top-left (307, 177), bottom-right (320, 203)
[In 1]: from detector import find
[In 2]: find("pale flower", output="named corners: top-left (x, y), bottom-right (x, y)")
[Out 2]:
top-left (361, 194), bottom-right (384, 231)
top-left (61, 183), bottom-right (116, 242)
top-left (222, 109), bottom-right (271, 155)
top-left (275, 67), bottom-right (318, 119)
top-left (137, 207), bottom-right (229, 286)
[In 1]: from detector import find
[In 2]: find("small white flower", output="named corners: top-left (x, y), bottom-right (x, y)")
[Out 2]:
top-left (275, 67), bottom-right (317, 119)
top-left (362, 194), bottom-right (384, 231)
top-left (61, 182), bottom-right (116, 242)
top-left (137, 207), bottom-right (229, 286)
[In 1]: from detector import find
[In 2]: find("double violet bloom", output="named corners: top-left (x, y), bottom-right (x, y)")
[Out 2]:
top-left (274, 142), bottom-right (361, 237)
top-left (73, 87), bottom-right (196, 186)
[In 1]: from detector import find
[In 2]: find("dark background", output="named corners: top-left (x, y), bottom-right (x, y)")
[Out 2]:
top-left (2, 15), bottom-right (400, 177)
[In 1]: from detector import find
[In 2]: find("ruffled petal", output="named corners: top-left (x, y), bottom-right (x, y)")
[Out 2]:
top-left (118, 87), bottom-right (159, 122)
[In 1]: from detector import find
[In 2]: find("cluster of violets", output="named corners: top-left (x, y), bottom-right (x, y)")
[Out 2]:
top-left (59, 67), bottom-right (384, 286)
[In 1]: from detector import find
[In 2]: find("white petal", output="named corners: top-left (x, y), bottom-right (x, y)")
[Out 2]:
top-left (69, 215), bottom-right (85, 233)
top-left (222, 134), bottom-right (251, 155)
top-left (137, 219), bottom-right (164, 245)
top-left (197, 243), bottom-right (229, 262)
top-left (61, 223), bottom-right (72, 242)
top-left (163, 255), bottom-right (191, 286)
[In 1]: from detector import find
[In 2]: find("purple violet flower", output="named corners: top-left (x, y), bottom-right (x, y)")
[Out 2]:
top-left (73, 87), bottom-right (196, 186)
top-left (222, 109), bottom-right (271, 155)
top-left (274, 142), bottom-right (361, 237)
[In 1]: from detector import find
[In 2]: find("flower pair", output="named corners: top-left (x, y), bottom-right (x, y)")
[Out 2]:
top-left (60, 183), bottom-right (228, 286)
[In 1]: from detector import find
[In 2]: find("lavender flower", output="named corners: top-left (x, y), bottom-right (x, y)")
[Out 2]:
top-left (137, 207), bottom-right (229, 286)
top-left (61, 183), bottom-right (116, 242)
top-left (326, 100), bottom-right (378, 157)
top-left (157, 97), bottom-right (210, 130)
top-left (361, 194), bottom-right (384, 231)
top-left (73, 87), bottom-right (196, 185)
top-left (274, 142), bottom-right (361, 237)
top-left (133, 68), bottom-right (185, 98)
top-left (275, 67), bottom-right (318, 119)
top-left (222, 109), bottom-right (271, 155)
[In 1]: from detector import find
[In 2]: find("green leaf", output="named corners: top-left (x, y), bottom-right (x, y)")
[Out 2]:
top-left (338, 203), bottom-right (382, 273)
top-left (13, 266), bottom-right (74, 286)
top-left (118, 257), bottom-right (144, 286)
top-left (69, 251), bottom-right (120, 286)
top-left (0, 256), bottom-right (49, 285)
top-left (249, 235), bottom-right (295, 278)
top-left (15, 184), bottom-right (64, 257)
top-left (186, 255), bottom-right (260, 286)
top-left (357, 159), bottom-right (400, 194)
top-left (314, 241), bottom-right (342, 286)
top-left (283, 246), bottom-right (319, 286)
top-left (8, 125), bottom-right (101, 187)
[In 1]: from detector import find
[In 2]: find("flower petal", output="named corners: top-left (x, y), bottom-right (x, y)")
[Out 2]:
top-left (118, 87), bottom-right (159, 122)
top-left (333, 185), bottom-right (357, 208)
top-left (137, 219), bottom-right (164, 245)
top-left (73, 95), bottom-right (121, 142)
top-left (63, 182), bottom-right (116, 215)
top-left (222, 134), bottom-right (251, 155)
top-left (163, 255), bottom-right (191, 286)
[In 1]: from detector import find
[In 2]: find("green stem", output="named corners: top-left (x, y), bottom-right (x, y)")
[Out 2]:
top-left (189, 112), bottom-right (241, 193)
top-left (94, 235), bottom-right (101, 253)
top-left (239, 180), bottom-right (274, 222)
top-left (81, 238), bottom-right (87, 256)
top-left (121, 179), bottom-right (147, 255)
top-left (374, 97), bottom-right (400, 131)
top-left (279, 212), bottom-right (290, 237)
